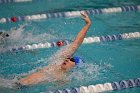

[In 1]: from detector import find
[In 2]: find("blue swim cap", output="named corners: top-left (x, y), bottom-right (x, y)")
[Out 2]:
top-left (73, 57), bottom-right (84, 67)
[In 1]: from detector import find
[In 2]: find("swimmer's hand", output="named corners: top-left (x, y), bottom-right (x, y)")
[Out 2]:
top-left (80, 11), bottom-right (91, 25)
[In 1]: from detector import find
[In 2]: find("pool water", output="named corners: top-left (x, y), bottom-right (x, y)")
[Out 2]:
top-left (0, 0), bottom-right (140, 93)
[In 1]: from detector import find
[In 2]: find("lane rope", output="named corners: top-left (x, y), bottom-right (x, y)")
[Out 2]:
top-left (6, 32), bottom-right (140, 52)
top-left (0, 0), bottom-right (32, 4)
top-left (0, 5), bottom-right (140, 23)
top-left (47, 78), bottom-right (140, 93)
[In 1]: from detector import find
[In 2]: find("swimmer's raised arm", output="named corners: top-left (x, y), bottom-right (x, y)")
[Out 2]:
top-left (60, 12), bottom-right (91, 58)
top-left (72, 12), bottom-right (91, 48)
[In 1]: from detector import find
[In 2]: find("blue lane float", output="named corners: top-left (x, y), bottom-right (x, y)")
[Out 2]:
top-left (45, 78), bottom-right (140, 93)
top-left (83, 32), bottom-right (140, 43)
top-left (0, 5), bottom-right (140, 23)
top-left (99, 34), bottom-right (122, 42)
top-left (111, 78), bottom-right (140, 91)
top-left (5, 32), bottom-right (140, 52)
top-left (0, 0), bottom-right (32, 3)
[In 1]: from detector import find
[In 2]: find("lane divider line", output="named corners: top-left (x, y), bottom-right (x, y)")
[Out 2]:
top-left (0, 5), bottom-right (140, 23)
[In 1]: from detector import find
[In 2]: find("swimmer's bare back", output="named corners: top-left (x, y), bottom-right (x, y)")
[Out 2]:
top-left (18, 12), bottom-right (91, 86)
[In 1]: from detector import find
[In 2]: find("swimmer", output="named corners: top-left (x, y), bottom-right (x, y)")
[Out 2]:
top-left (14, 12), bottom-right (92, 88)
top-left (0, 32), bottom-right (9, 43)
top-left (0, 32), bottom-right (9, 44)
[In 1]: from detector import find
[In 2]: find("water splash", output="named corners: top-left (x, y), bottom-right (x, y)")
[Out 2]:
top-left (0, 23), bottom-right (59, 52)
top-left (66, 62), bottom-right (112, 85)
top-left (8, 24), bottom-right (57, 44)
top-left (0, 77), bottom-right (18, 89)
top-left (34, 44), bottom-right (113, 84)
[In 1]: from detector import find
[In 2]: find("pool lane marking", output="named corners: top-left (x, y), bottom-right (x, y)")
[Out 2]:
top-left (0, 5), bottom-right (140, 23)
top-left (7, 32), bottom-right (140, 52)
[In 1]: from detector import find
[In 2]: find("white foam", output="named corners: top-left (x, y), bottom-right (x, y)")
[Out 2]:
top-left (0, 77), bottom-right (17, 88)
top-left (0, 23), bottom-right (58, 52)
top-left (67, 64), bottom-right (100, 82)
top-left (7, 24), bottom-right (56, 44)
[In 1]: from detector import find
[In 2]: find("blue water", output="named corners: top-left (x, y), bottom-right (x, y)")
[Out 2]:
top-left (0, 1), bottom-right (140, 93)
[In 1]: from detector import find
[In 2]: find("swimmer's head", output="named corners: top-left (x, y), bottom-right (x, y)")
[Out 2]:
top-left (5, 34), bottom-right (9, 37)
top-left (0, 32), bottom-right (9, 38)
top-left (61, 57), bottom-right (84, 71)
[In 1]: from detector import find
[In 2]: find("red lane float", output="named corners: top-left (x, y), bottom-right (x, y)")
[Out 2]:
top-left (56, 41), bottom-right (64, 47)
top-left (11, 17), bottom-right (17, 22)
